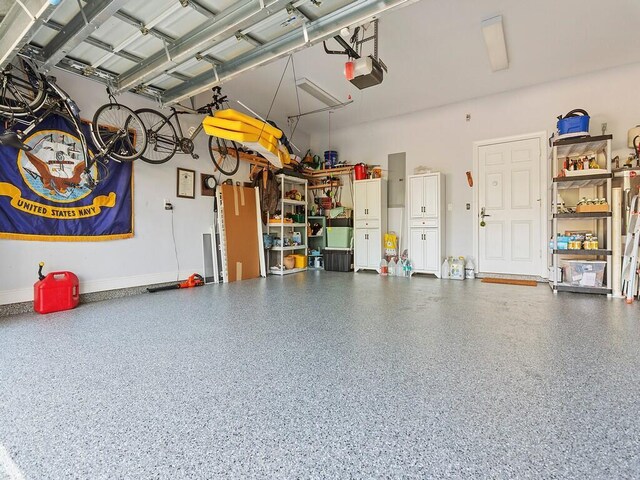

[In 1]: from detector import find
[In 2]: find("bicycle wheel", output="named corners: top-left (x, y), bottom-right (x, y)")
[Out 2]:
top-left (135, 108), bottom-right (178, 164)
top-left (91, 103), bottom-right (147, 162)
top-left (0, 57), bottom-right (46, 116)
top-left (208, 135), bottom-right (240, 176)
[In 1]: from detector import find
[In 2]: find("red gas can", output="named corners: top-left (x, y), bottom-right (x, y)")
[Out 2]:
top-left (34, 271), bottom-right (80, 314)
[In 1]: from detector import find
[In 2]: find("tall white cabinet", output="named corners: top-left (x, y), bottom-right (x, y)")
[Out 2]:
top-left (408, 173), bottom-right (445, 277)
top-left (354, 179), bottom-right (387, 272)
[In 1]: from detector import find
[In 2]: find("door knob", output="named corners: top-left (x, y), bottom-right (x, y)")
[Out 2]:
top-left (480, 207), bottom-right (491, 227)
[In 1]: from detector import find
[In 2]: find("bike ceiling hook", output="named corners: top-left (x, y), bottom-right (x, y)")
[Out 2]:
top-left (106, 86), bottom-right (118, 105)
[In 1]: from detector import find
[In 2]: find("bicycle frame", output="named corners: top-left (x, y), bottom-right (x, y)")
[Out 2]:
top-left (169, 107), bottom-right (208, 142)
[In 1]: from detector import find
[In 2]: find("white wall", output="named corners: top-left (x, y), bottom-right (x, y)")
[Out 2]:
top-left (0, 70), bottom-right (308, 305)
top-left (312, 62), bottom-right (640, 260)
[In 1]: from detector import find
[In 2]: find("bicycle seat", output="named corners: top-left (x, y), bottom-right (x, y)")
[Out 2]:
top-left (0, 131), bottom-right (31, 151)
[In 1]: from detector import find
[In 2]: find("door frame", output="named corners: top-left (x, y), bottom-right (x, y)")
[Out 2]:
top-left (472, 131), bottom-right (548, 278)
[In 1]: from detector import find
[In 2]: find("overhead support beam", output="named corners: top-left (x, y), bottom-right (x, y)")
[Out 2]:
top-left (183, 0), bottom-right (219, 19)
top-left (235, 31), bottom-right (263, 47)
top-left (23, 45), bottom-right (163, 100)
top-left (0, 0), bottom-right (60, 68)
top-left (113, 10), bottom-right (175, 44)
top-left (116, 0), bottom-right (295, 93)
top-left (162, 0), bottom-right (409, 105)
top-left (196, 53), bottom-right (223, 66)
top-left (42, 18), bottom-right (143, 65)
top-left (41, 0), bottom-right (131, 72)
top-left (166, 71), bottom-right (192, 82)
top-left (92, 3), bottom-right (183, 69)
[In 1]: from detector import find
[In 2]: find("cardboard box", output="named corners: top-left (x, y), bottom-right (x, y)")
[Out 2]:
top-left (576, 204), bottom-right (609, 213)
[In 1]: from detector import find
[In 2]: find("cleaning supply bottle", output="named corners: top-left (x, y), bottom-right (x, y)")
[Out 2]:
top-left (379, 258), bottom-right (388, 276)
top-left (465, 257), bottom-right (476, 279)
top-left (450, 257), bottom-right (465, 280)
top-left (388, 257), bottom-right (396, 276)
top-left (441, 258), bottom-right (450, 279)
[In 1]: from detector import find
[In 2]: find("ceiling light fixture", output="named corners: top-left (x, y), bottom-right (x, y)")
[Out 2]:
top-left (296, 77), bottom-right (341, 107)
top-left (481, 15), bottom-right (508, 72)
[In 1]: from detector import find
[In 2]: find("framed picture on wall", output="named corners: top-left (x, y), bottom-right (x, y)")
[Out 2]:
top-left (177, 168), bottom-right (196, 199)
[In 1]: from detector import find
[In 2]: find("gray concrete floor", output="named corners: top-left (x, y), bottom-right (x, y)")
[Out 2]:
top-left (1, 272), bottom-right (640, 479)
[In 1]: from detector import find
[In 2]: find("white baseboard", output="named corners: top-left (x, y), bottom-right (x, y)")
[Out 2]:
top-left (0, 268), bottom-right (202, 305)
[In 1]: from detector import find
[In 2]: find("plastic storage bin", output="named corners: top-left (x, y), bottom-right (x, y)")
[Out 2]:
top-left (293, 254), bottom-right (307, 268)
top-left (324, 249), bottom-right (353, 272)
top-left (557, 114), bottom-right (590, 135)
top-left (326, 227), bottom-right (353, 248)
top-left (565, 260), bottom-right (606, 287)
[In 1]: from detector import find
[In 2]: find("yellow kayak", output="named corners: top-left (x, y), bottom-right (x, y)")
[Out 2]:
top-left (213, 109), bottom-right (283, 139)
top-left (205, 124), bottom-right (281, 167)
top-left (202, 123), bottom-right (279, 150)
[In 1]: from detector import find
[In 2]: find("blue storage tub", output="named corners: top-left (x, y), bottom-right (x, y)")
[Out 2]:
top-left (557, 109), bottom-right (590, 135)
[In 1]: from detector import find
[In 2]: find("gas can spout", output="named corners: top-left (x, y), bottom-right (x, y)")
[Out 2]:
top-left (38, 262), bottom-right (45, 281)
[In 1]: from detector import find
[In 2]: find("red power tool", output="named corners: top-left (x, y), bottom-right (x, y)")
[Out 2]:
top-left (147, 274), bottom-right (204, 293)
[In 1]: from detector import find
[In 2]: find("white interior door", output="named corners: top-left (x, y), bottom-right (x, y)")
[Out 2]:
top-left (478, 138), bottom-right (541, 275)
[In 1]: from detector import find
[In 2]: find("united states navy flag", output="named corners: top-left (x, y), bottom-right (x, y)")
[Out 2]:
top-left (0, 115), bottom-right (133, 241)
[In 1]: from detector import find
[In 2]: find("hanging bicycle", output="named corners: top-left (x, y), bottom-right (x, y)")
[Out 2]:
top-left (135, 87), bottom-right (240, 176)
top-left (0, 55), bottom-right (148, 190)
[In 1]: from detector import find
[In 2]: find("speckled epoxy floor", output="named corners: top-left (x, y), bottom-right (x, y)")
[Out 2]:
top-left (1, 272), bottom-right (640, 479)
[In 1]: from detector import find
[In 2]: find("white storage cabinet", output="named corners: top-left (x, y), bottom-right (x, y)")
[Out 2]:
top-left (354, 178), bottom-right (387, 271)
top-left (408, 173), bottom-right (445, 276)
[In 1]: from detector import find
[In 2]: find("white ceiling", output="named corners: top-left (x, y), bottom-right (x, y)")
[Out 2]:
top-left (206, 0), bottom-right (640, 137)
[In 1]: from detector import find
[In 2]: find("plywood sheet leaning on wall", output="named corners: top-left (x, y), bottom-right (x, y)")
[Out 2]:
top-left (219, 184), bottom-right (261, 282)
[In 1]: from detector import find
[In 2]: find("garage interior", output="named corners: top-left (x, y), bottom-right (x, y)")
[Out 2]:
top-left (1, 0), bottom-right (640, 477)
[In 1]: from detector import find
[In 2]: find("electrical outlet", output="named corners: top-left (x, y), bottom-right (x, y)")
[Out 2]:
top-left (601, 122), bottom-right (608, 135)
top-left (466, 203), bottom-right (471, 210)
top-left (447, 203), bottom-right (453, 211)
top-left (164, 199), bottom-right (173, 210)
